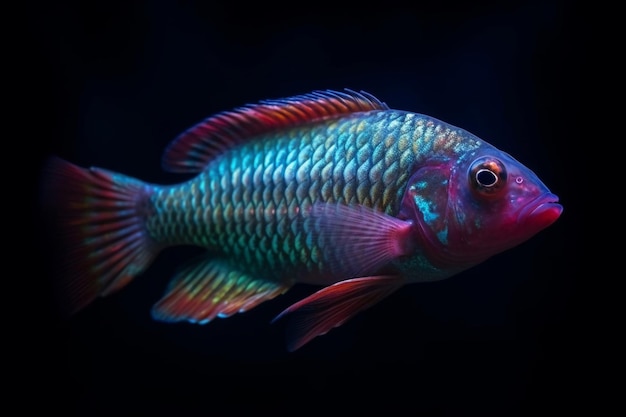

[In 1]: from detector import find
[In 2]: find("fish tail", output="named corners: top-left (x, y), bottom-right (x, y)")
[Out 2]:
top-left (41, 156), bottom-right (162, 316)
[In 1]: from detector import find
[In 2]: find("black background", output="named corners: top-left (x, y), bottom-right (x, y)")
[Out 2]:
top-left (25, 1), bottom-right (591, 416)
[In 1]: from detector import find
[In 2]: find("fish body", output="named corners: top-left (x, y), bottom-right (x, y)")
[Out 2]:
top-left (42, 89), bottom-right (562, 351)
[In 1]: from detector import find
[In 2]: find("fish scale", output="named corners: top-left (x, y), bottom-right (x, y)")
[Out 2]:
top-left (145, 110), bottom-right (450, 281)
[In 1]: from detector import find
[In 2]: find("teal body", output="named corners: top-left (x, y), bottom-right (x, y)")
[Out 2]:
top-left (147, 110), bottom-right (478, 285)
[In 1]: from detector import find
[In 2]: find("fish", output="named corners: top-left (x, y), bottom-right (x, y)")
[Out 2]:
top-left (41, 89), bottom-right (563, 351)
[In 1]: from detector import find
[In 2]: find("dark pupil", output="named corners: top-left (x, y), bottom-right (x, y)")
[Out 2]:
top-left (476, 169), bottom-right (497, 187)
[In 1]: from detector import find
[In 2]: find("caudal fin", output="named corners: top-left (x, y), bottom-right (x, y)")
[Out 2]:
top-left (41, 156), bottom-right (162, 315)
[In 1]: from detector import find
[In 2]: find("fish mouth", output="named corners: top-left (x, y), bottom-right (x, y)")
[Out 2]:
top-left (517, 193), bottom-right (563, 229)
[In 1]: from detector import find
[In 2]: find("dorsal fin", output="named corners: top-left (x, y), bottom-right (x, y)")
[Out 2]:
top-left (162, 89), bottom-right (389, 173)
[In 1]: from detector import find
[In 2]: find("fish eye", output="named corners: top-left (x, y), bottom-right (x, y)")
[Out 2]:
top-left (469, 157), bottom-right (507, 197)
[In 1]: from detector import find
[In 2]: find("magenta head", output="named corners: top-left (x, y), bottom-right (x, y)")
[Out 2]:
top-left (401, 146), bottom-right (562, 268)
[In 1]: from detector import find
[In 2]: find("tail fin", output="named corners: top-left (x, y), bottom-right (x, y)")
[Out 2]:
top-left (41, 156), bottom-right (162, 315)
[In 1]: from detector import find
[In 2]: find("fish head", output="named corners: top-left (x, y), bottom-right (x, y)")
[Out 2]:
top-left (400, 146), bottom-right (563, 268)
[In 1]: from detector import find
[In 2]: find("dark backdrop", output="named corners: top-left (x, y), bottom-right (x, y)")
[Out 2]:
top-left (26, 1), bottom-right (587, 416)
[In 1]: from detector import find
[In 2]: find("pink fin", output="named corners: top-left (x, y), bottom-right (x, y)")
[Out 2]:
top-left (309, 203), bottom-right (414, 278)
top-left (151, 257), bottom-right (290, 324)
top-left (273, 276), bottom-right (404, 351)
top-left (162, 89), bottom-right (389, 173)
top-left (41, 157), bottom-right (161, 315)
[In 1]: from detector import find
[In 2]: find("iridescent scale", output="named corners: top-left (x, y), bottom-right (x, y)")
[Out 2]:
top-left (146, 111), bottom-right (473, 282)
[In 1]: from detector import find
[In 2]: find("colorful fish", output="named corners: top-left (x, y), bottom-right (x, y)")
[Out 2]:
top-left (42, 89), bottom-right (563, 351)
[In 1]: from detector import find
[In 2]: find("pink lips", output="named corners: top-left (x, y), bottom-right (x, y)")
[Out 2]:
top-left (519, 193), bottom-right (563, 229)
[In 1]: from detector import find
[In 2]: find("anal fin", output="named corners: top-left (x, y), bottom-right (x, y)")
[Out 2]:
top-left (151, 256), bottom-right (290, 324)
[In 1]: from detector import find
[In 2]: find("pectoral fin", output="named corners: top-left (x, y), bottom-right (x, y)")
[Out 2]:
top-left (151, 256), bottom-right (290, 324)
top-left (272, 275), bottom-right (404, 351)
top-left (308, 203), bottom-right (414, 278)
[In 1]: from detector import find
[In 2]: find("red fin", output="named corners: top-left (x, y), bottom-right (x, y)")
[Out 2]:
top-left (151, 256), bottom-right (290, 324)
top-left (309, 203), bottom-right (414, 278)
top-left (162, 89), bottom-right (389, 173)
top-left (41, 157), bottom-right (161, 315)
top-left (272, 276), bottom-right (404, 351)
